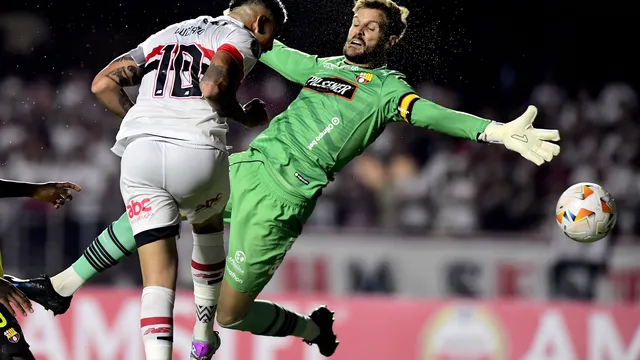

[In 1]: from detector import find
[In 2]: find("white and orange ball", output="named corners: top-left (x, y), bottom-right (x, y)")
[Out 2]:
top-left (555, 182), bottom-right (617, 243)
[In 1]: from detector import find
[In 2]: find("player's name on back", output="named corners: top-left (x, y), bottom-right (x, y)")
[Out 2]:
top-left (174, 25), bottom-right (206, 37)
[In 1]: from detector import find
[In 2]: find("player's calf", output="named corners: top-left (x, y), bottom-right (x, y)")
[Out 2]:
top-left (189, 214), bottom-right (226, 359)
top-left (215, 280), bottom-right (255, 327)
top-left (216, 280), bottom-right (339, 356)
top-left (137, 237), bottom-right (178, 360)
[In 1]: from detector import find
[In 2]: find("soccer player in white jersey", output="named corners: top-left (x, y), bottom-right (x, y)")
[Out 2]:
top-left (89, 1), bottom-right (287, 359)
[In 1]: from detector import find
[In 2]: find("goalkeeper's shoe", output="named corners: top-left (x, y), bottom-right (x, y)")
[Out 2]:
top-left (303, 306), bottom-right (339, 357)
top-left (190, 332), bottom-right (221, 360)
top-left (479, 105), bottom-right (561, 166)
top-left (4, 274), bottom-right (72, 316)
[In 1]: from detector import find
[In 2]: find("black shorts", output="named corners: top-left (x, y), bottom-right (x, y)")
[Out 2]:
top-left (0, 305), bottom-right (33, 360)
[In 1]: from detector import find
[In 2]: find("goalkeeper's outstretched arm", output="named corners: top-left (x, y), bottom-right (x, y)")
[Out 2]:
top-left (394, 92), bottom-right (560, 166)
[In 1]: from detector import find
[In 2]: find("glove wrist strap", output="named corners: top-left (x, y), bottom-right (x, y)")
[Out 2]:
top-left (477, 121), bottom-right (504, 144)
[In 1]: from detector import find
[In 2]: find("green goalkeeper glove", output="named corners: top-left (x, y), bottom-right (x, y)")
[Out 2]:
top-left (479, 105), bottom-right (561, 166)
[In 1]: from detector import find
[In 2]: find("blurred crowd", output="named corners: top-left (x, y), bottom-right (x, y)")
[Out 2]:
top-left (0, 69), bottom-right (638, 275)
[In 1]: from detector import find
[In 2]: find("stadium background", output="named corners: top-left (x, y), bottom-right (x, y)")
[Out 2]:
top-left (1, 1), bottom-right (639, 359)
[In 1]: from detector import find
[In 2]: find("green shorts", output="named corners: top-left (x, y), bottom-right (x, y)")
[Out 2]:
top-left (223, 150), bottom-right (315, 294)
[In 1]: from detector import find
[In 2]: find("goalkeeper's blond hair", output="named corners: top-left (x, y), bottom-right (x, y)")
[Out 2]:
top-left (353, 0), bottom-right (410, 40)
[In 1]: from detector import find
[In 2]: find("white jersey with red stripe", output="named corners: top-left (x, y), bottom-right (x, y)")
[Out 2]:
top-left (111, 15), bottom-right (261, 156)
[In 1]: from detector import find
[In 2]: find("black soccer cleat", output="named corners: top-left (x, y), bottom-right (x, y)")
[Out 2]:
top-left (303, 305), bottom-right (339, 357)
top-left (3, 274), bottom-right (73, 316)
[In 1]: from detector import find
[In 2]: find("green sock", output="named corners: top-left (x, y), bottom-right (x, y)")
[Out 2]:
top-left (219, 300), bottom-right (320, 340)
top-left (51, 213), bottom-right (137, 296)
top-left (73, 212), bottom-right (137, 280)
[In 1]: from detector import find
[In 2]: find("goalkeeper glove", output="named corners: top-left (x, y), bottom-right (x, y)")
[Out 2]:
top-left (478, 105), bottom-right (561, 166)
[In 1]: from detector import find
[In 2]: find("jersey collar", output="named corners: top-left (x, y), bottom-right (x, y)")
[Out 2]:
top-left (340, 58), bottom-right (387, 70)
top-left (220, 15), bottom-right (247, 30)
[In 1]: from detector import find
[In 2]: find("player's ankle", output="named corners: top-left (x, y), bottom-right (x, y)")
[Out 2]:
top-left (50, 268), bottom-right (84, 297)
top-left (300, 318), bottom-right (320, 341)
top-left (192, 325), bottom-right (217, 344)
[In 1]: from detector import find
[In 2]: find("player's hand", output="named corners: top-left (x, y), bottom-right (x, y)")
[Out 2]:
top-left (480, 105), bottom-right (561, 166)
top-left (0, 278), bottom-right (33, 317)
top-left (242, 98), bottom-right (270, 127)
top-left (32, 181), bottom-right (82, 209)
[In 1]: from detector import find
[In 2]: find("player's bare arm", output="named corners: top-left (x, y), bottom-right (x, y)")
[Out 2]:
top-left (91, 54), bottom-right (143, 119)
top-left (0, 179), bottom-right (81, 208)
top-left (200, 51), bottom-right (268, 128)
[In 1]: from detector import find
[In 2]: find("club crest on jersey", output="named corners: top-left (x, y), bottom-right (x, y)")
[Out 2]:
top-left (4, 328), bottom-right (19, 343)
top-left (355, 72), bottom-right (374, 84)
top-left (303, 76), bottom-right (358, 100)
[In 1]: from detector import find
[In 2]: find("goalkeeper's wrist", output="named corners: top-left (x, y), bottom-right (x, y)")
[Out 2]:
top-left (477, 121), bottom-right (505, 144)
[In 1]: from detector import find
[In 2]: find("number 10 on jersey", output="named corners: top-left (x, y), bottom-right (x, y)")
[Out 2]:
top-left (153, 43), bottom-right (208, 99)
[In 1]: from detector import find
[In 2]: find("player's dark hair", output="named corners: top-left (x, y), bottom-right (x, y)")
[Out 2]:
top-left (353, 0), bottom-right (409, 40)
top-left (229, 0), bottom-right (288, 27)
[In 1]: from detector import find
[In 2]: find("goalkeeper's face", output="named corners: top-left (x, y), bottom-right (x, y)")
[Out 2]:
top-left (343, 8), bottom-right (393, 65)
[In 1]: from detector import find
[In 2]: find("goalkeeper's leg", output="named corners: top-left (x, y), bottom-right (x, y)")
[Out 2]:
top-left (215, 160), bottom-right (338, 357)
top-left (217, 231), bottom-right (339, 357)
top-left (5, 212), bottom-right (137, 315)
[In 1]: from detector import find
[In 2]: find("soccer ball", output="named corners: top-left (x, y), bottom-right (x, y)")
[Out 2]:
top-left (555, 182), bottom-right (617, 243)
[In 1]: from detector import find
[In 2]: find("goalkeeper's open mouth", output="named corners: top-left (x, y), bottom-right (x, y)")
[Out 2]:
top-left (348, 39), bottom-right (364, 48)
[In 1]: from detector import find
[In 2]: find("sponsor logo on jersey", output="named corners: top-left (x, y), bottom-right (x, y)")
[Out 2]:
top-left (127, 198), bottom-right (153, 223)
top-left (195, 193), bottom-right (223, 213)
top-left (308, 117), bottom-right (341, 150)
top-left (323, 62), bottom-right (361, 71)
top-left (355, 72), bottom-right (374, 84)
top-left (143, 327), bottom-right (171, 336)
top-left (303, 76), bottom-right (357, 100)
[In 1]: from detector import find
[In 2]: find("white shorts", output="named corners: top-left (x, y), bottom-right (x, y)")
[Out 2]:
top-left (119, 137), bottom-right (229, 245)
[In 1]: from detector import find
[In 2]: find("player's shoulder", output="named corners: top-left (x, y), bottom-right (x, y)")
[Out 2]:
top-left (206, 15), bottom-right (255, 38)
top-left (153, 15), bottom-right (247, 36)
top-left (377, 68), bottom-right (407, 80)
top-left (150, 16), bottom-right (211, 39)
top-left (204, 15), bottom-right (259, 56)
top-left (378, 68), bottom-right (411, 87)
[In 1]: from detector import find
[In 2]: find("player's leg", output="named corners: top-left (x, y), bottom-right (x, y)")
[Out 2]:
top-left (8, 192), bottom-right (236, 316)
top-left (176, 149), bottom-right (230, 360)
top-left (137, 237), bottom-right (179, 360)
top-left (5, 212), bottom-right (137, 315)
top-left (215, 160), bottom-right (338, 356)
top-left (55, 212), bottom-right (136, 294)
top-left (0, 304), bottom-right (36, 360)
top-left (187, 214), bottom-right (225, 360)
top-left (120, 139), bottom-right (183, 360)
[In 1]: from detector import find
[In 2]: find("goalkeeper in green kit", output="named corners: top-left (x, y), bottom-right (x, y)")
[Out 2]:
top-left (9, 0), bottom-right (561, 357)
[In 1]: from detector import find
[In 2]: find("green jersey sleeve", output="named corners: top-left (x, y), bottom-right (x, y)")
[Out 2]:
top-left (259, 40), bottom-right (320, 85)
top-left (382, 74), bottom-right (491, 141)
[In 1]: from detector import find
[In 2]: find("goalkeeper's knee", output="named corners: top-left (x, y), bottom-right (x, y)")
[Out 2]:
top-left (217, 311), bottom-right (247, 330)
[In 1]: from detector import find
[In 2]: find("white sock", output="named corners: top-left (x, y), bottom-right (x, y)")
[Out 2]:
top-left (140, 286), bottom-right (175, 360)
top-left (191, 231), bottom-right (225, 344)
top-left (50, 267), bottom-right (85, 297)
top-left (302, 319), bottom-right (321, 341)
